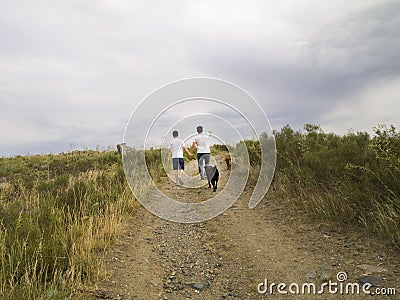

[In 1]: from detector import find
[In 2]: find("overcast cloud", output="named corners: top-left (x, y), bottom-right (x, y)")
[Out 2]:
top-left (1, 0), bottom-right (399, 156)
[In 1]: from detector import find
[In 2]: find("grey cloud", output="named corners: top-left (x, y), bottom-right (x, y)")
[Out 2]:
top-left (189, 1), bottom-right (400, 127)
top-left (1, 1), bottom-right (399, 156)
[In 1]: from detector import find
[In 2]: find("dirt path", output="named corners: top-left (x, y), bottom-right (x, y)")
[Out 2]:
top-left (93, 154), bottom-right (400, 299)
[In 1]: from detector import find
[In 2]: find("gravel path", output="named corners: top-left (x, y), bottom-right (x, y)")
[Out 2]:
top-left (94, 154), bottom-right (400, 299)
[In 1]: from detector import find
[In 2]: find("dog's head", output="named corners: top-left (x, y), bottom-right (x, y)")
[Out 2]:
top-left (204, 165), bottom-right (218, 180)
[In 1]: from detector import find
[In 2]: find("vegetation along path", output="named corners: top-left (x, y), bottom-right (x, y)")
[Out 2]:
top-left (94, 154), bottom-right (400, 299)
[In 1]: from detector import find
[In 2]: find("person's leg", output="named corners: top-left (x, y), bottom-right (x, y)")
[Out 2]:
top-left (200, 153), bottom-right (210, 179)
top-left (197, 153), bottom-right (204, 178)
top-left (172, 158), bottom-right (179, 184)
top-left (204, 153), bottom-right (210, 167)
top-left (178, 158), bottom-right (184, 184)
top-left (174, 169), bottom-right (179, 183)
top-left (197, 153), bottom-right (201, 173)
top-left (200, 154), bottom-right (208, 179)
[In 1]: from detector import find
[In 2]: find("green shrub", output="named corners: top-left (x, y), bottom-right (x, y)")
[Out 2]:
top-left (267, 124), bottom-right (400, 248)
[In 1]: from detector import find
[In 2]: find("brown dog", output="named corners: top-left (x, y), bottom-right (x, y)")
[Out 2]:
top-left (225, 154), bottom-right (231, 170)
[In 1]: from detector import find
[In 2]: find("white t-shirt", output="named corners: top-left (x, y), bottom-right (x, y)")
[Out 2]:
top-left (194, 133), bottom-right (210, 153)
top-left (169, 138), bottom-right (184, 158)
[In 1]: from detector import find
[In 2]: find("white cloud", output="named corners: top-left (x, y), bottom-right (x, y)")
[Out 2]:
top-left (322, 75), bottom-right (400, 134)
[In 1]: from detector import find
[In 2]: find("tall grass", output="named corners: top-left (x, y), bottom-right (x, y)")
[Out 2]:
top-left (1, 123), bottom-right (399, 298)
top-left (0, 151), bottom-right (137, 299)
top-left (268, 124), bottom-right (400, 249)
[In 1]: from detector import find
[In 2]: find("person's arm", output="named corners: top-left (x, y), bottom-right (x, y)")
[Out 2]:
top-left (183, 146), bottom-right (194, 158)
top-left (191, 141), bottom-right (196, 152)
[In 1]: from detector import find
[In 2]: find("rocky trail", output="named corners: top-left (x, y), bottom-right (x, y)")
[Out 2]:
top-left (93, 155), bottom-right (400, 299)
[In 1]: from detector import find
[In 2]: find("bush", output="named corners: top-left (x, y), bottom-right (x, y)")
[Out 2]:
top-left (251, 124), bottom-right (400, 249)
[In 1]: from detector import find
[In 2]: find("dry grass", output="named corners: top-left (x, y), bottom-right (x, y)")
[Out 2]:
top-left (0, 151), bottom-right (138, 299)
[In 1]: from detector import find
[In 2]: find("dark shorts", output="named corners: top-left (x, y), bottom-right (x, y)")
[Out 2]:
top-left (172, 158), bottom-right (184, 170)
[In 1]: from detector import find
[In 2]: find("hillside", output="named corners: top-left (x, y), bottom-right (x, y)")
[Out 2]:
top-left (95, 155), bottom-right (400, 299)
top-left (0, 124), bottom-right (399, 299)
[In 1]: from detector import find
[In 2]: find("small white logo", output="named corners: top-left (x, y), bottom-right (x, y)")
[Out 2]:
top-left (336, 271), bottom-right (348, 282)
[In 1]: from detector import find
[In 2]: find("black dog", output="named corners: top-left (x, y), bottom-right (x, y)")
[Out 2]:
top-left (205, 165), bottom-right (219, 192)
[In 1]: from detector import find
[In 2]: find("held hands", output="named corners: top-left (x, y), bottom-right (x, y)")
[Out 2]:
top-left (186, 150), bottom-right (194, 158)
top-left (185, 147), bottom-right (194, 159)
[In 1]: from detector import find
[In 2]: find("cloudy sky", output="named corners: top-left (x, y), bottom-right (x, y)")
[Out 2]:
top-left (1, 0), bottom-right (399, 156)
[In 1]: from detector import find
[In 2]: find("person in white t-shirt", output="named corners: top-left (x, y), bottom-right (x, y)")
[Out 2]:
top-left (191, 125), bottom-right (211, 180)
top-left (168, 130), bottom-right (193, 185)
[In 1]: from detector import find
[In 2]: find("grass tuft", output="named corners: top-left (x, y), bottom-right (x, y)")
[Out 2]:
top-left (0, 151), bottom-right (137, 299)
